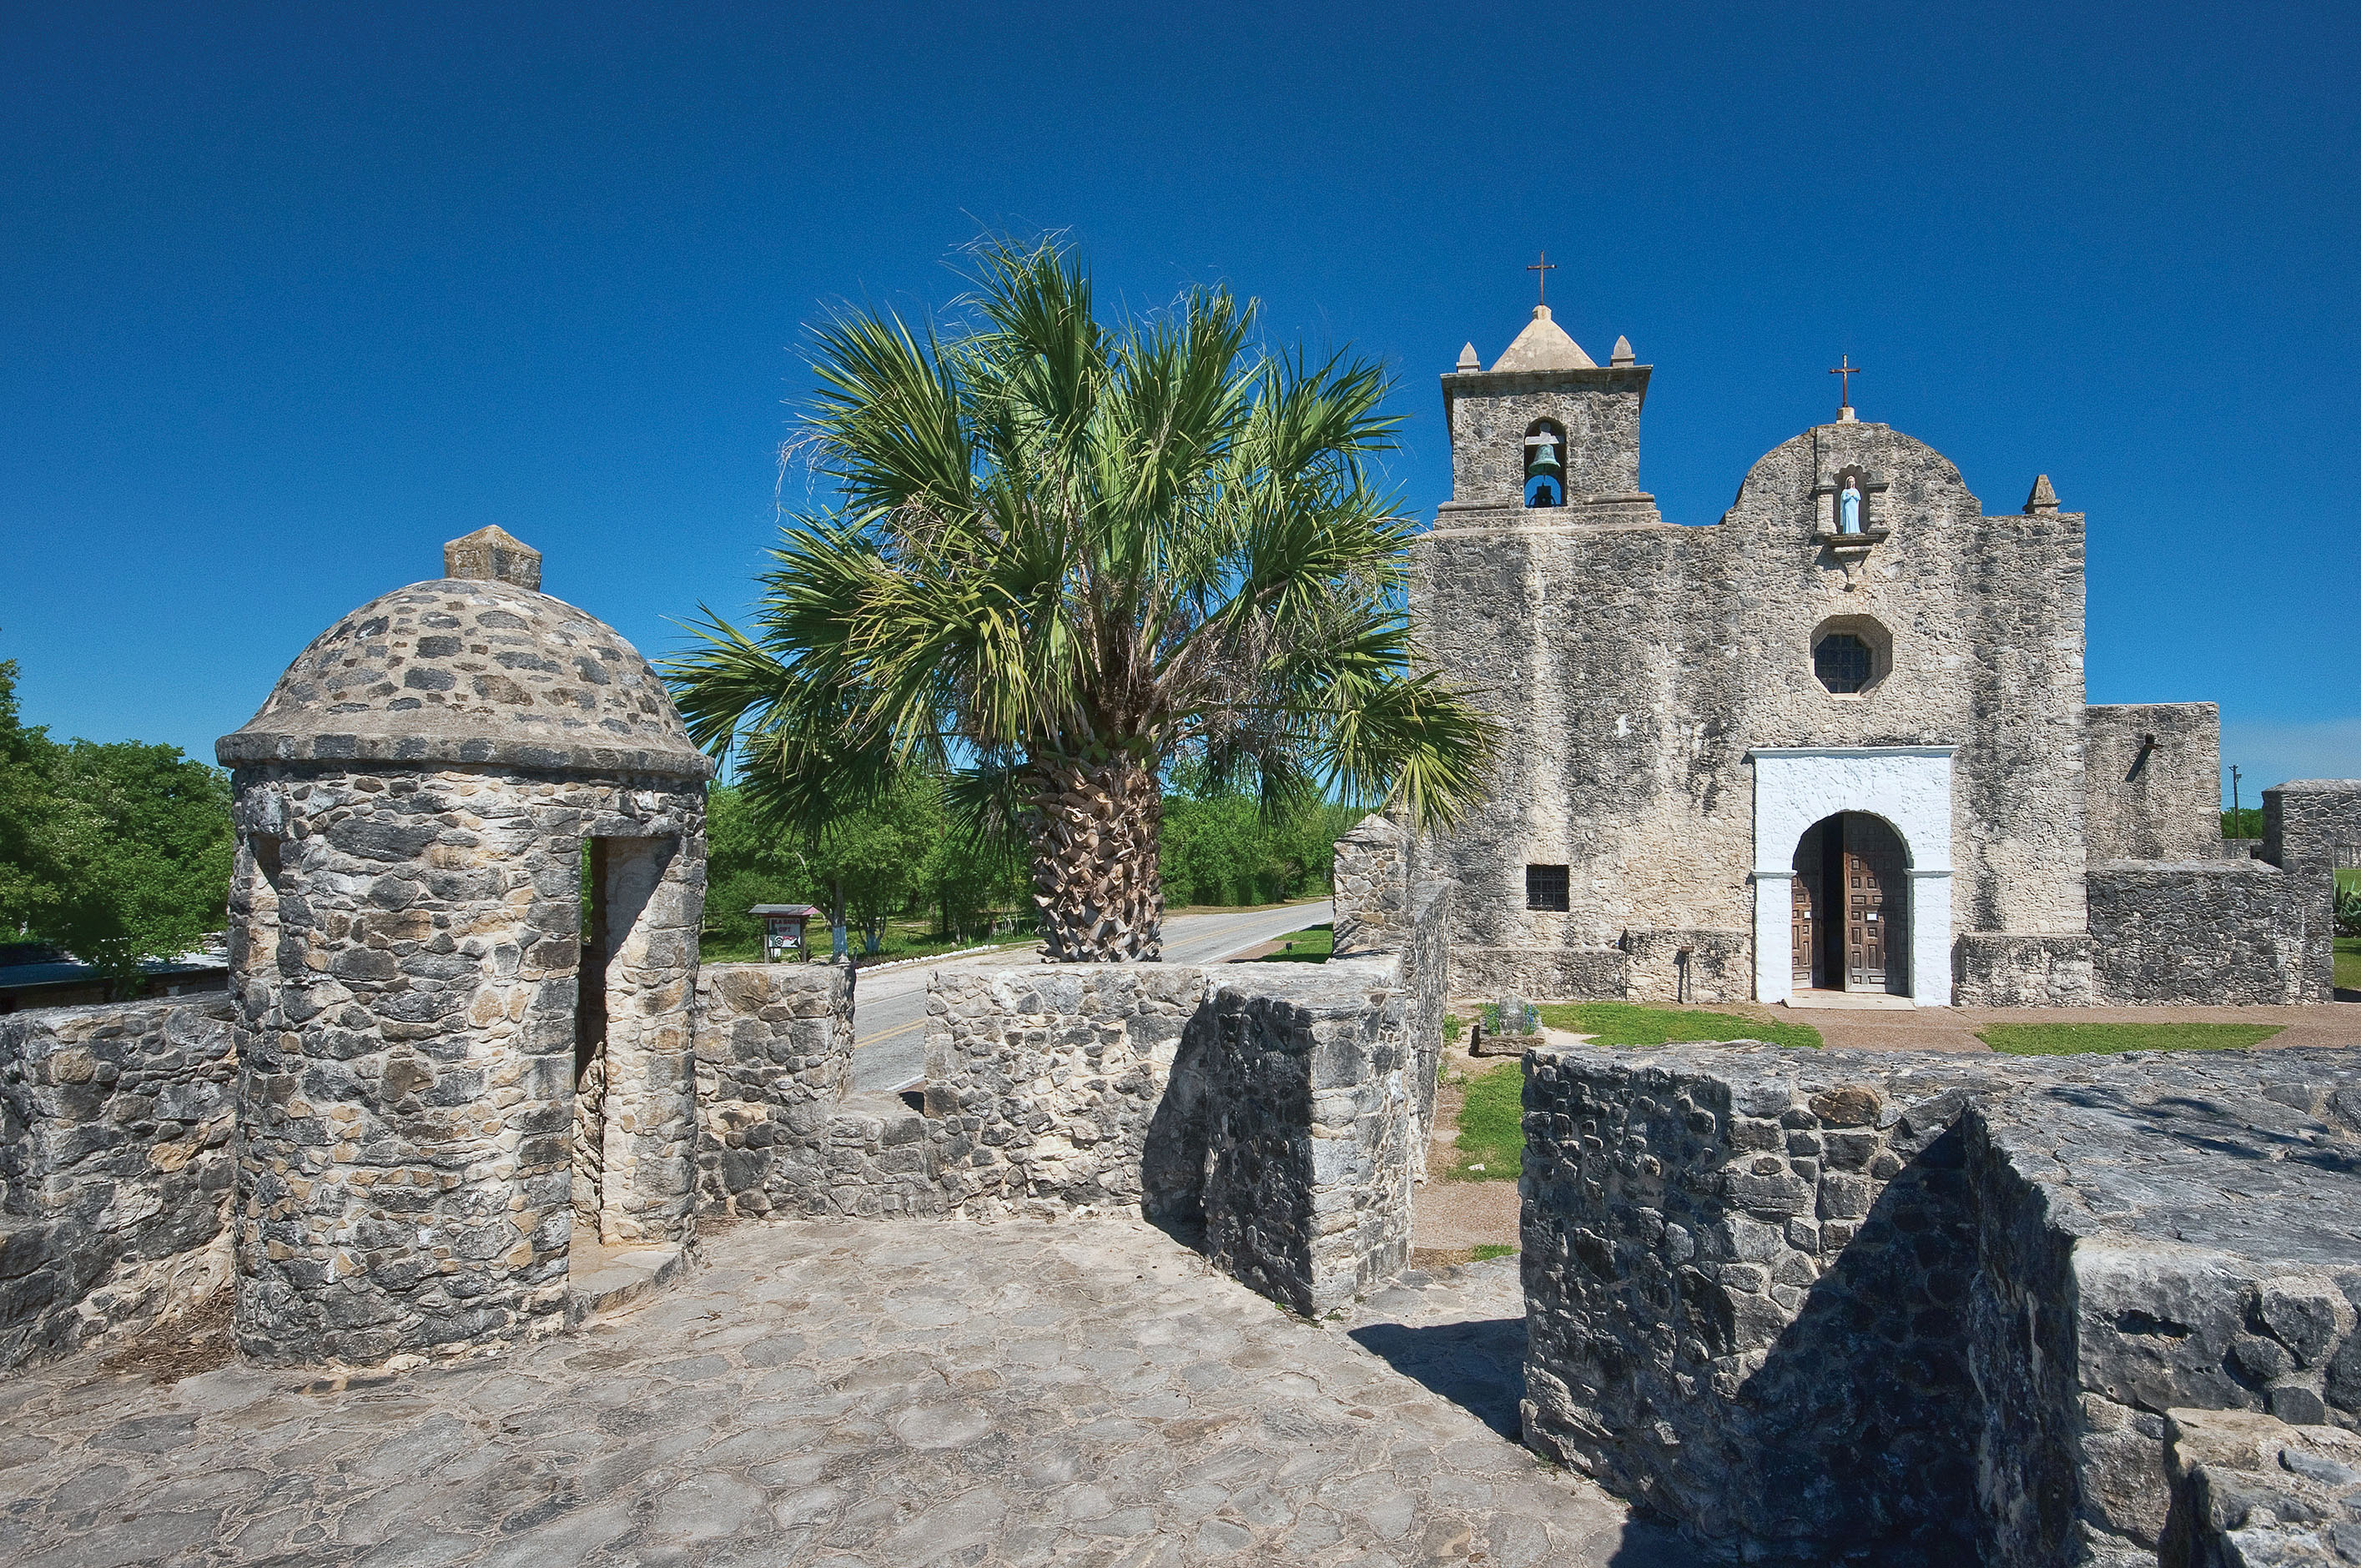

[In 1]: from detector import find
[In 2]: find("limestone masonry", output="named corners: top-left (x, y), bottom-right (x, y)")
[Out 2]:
top-left (1520, 1042), bottom-right (2361, 1565)
top-left (1414, 308), bottom-right (2353, 1008)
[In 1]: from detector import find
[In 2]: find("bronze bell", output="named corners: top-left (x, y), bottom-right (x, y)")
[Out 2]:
top-left (1524, 433), bottom-right (1563, 480)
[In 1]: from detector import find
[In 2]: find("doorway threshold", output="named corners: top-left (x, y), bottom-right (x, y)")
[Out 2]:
top-left (1785, 989), bottom-right (1915, 1011)
top-left (568, 1239), bottom-right (687, 1324)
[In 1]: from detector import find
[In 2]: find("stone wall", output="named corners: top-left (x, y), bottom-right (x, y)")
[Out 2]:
top-left (2265, 781), bottom-right (2361, 1003)
top-left (1331, 812), bottom-right (1417, 955)
top-left (923, 964), bottom-right (1207, 1217)
top-left (685, 823), bottom-right (1454, 1319)
top-left (1623, 927), bottom-right (1751, 1005)
top-left (2087, 703), bottom-right (2222, 862)
top-left (1451, 945), bottom-right (1631, 1001)
top-left (692, 962), bottom-right (877, 1218)
top-left (1953, 932), bottom-right (2098, 1006)
top-left (0, 998), bottom-right (235, 1370)
top-left (2088, 860), bottom-right (2312, 1005)
top-left (1518, 1043), bottom-right (2361, 1566)
top-left (1186, 872), bottom-right (1452, 1314)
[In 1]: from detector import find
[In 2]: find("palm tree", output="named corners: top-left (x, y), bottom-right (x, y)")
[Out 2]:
top-left (665, 239), bottom-right (1498, 962)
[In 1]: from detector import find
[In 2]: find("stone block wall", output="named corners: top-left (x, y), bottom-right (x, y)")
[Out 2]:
top-left (692, 962), bottom-right (872, 1218)
top-left (1622, 927), bottom-right (1750, 1005)
top-left (923, 964), bottom-right (1206, 1217)
top-left (0, 998), bottom-right (235, 1370)
top-left (1451, 946), bottom-right (1631, 1002)
top-left (2087, 703), bottom-right (2222, 862)
top-left (2265, 781), bottom-right (2361, 1003)
top-left (1519, 1043), bottom-right (2361, 1567)
top-left (2087, 860), bottom-right (2312, 1005)
top-left (1953, 932), bottom-right (2098, 1006)
top-left (1331, 812), bottom-right (1416, 956)
top-left (1184, 871), bottom-right (1452, 1314)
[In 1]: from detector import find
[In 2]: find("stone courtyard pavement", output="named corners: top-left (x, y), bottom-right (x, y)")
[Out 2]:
top-left (0, 1218), bottom-right (1698, 1567)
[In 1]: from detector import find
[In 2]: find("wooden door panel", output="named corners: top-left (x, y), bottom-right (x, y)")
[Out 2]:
top-left (1840, 817), bottom-right (1907, 993)
top-left (1791, 873), bottom-right (1815, 988)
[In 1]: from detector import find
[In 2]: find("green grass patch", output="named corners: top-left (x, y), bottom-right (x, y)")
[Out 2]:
top-left (1979, 1023), bottom-right (2283, 1056)
top-left (1471, 1244), bottom-right (1518, 1263)
top-left (1533, 1002), bottom-right (1823, 1052)
top-left (2338, 937), bottom-right (2361, 994)
top-left (1244, 923), bottom-right (1333, 964)
top-left (1442, 1014), bottom-right (1463, 1045)
top-left (1450, 1061), bottom-right (1525, 1181)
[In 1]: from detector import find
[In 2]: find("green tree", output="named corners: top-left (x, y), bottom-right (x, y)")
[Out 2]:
top-left (0, 655), bottom-right (233, 992)
top-left (0, 657), bottom-right (53, 936)
top-left (807, 775), bottom-right (947, 954)
top-left (701, 783), bottom-right (816, 953)
top-left (667, 239), bottom-right (1498, 961)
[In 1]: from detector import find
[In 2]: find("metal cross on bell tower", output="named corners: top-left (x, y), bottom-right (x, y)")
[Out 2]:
top-left (1829, 354), bottom-right (1863, 421)
top-left (1527, 251), bottom-right (1556, 305)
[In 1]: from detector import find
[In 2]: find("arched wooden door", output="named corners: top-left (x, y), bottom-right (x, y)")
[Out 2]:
top-left (1791, 813), bottom-right (1909, 994)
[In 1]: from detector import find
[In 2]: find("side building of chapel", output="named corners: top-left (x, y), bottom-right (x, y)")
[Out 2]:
top-left (1412, 304), bottom-right (2352, 1008)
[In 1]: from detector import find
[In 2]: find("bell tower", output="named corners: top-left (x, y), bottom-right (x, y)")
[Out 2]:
top-left (1437, 304), bottom-right (1655, 527)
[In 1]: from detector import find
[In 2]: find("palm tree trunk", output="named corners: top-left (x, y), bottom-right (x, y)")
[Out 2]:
top-left (1029, 754), bottom-right (1163, 961)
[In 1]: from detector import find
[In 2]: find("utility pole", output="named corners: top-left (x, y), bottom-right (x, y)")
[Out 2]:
top-left (2232, 766), bottom-right (2243, 835)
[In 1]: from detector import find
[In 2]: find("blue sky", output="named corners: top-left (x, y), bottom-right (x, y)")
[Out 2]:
top-left (3, 2), bottom-right (2353, 802)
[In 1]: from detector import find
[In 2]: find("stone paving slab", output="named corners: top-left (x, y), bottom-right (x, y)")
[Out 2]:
top-left (0, 1217), bottom-right (1699, 1566)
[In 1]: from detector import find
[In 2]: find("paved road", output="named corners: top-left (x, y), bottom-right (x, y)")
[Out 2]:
top-left (848, 900), bottom-right (1332, 1093)
top-left (0, 1216), bottom-right (1696, 1565)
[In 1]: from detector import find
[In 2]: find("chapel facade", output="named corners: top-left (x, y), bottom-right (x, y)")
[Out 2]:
top-left (1412, 304), bottom-right (2355, 1008)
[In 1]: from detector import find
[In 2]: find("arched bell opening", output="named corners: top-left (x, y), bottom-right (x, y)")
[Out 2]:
top-left (1523, 419), bottom-right (1567, 508)
top-left (1789, 812), bottom-right (1911, 996)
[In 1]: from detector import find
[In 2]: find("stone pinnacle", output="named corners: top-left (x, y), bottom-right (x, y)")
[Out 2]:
top-left (1609, 335), bottom-right (1635, 367)
top-left (1456, 343), bottom-right (1480, 371)
top-left (2023, 475), bottom-right (2060, 515)
top-left (444, 525), bottom-right (543, 590)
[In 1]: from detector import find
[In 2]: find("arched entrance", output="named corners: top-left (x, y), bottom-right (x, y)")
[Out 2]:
top-left (1789, 812), bottom-right (1910, 996)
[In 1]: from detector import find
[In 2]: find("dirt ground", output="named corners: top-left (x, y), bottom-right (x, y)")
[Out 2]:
top-left (1411, 1059), bottom-right (1522, 1266)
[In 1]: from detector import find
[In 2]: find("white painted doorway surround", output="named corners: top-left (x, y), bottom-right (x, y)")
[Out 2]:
top-left (1749, 747), bottom-right (1956, 1008)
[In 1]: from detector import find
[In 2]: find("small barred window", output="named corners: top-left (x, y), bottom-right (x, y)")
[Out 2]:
top-left (1526, 864), bottom-right (1570, 912)
top-left (1814, 633), bottom-right (1873, 694)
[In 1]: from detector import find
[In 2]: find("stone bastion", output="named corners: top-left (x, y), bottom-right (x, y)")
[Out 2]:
top-left (1520, 1040), bottom-right (2361, 1566)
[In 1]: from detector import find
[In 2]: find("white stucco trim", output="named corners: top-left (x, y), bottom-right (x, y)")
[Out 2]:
top-left (1748, 746), bottom-right (1956, 1007)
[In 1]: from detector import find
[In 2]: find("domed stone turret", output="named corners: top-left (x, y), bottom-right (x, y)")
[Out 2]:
top-left (216, 531), bottom-right (708, 1366)
top-left (219, 530), bottom-right (709, 779)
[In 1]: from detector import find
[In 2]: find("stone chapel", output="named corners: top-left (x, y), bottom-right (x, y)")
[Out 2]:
top-left (1414, 303), bottom-right (2356, 1008)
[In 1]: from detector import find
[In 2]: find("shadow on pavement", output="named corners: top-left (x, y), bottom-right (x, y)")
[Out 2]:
top-left (1347, 1315), bottom-right (1708, 1565)
top-left (1346, 1316), bottom-right (1526, 1441)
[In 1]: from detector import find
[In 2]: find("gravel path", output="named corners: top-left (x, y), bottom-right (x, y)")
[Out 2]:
top-left (0, 1215), bottom-right (1699, 1567)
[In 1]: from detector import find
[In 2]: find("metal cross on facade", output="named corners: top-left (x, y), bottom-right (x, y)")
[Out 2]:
top-left (1829, 354), bottom-right (1863, 411)
top-left (1528, 251), bottom-right (1556, 305)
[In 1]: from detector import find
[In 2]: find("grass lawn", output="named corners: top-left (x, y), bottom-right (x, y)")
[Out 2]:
top-left (1979, 1022), bottom-right (2283, 1056)
top-left (1471, 1244), bottom-right (1517, 1263)
top-left (1448, 1060), bottom-right (1526, 1181)
top-left (2339, 937), bottom-right (2361, 994)
top-left (1244, 923), bottom-right (1333, 964)
top-left (1534, 1001), bottom-right (1823, 1052)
